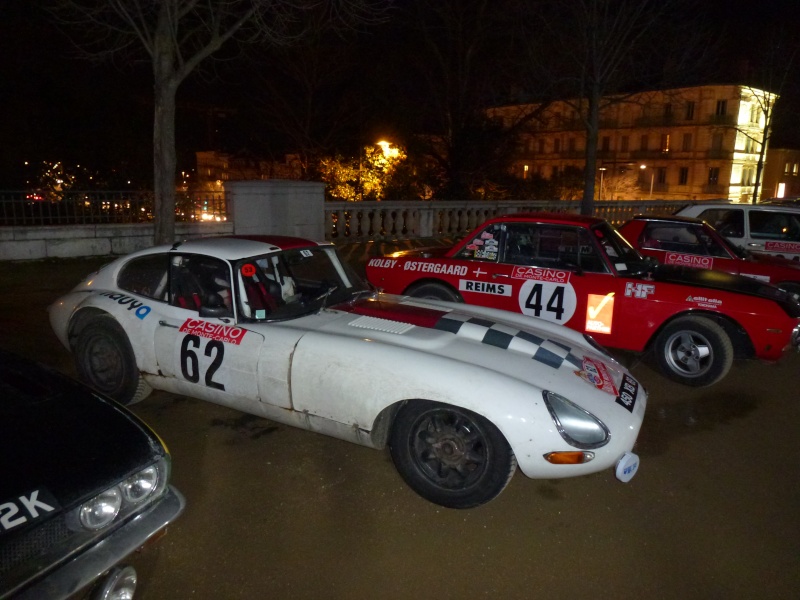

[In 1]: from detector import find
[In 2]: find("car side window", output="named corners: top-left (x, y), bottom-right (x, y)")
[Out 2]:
top-left (117, 254), bottom-right (169, 301)
top-left (749, 211), bottom-right (800, 241)
top-left (640, 223), bottom-right (728, 257)
top-left (454, 224), bottom-right (502, 261)
top-left (504, 224), bottom-right (608, 273)
top-left (699, 209), bottom-right (744, 238)
top-left (169, 255), bottom-right (233, 316)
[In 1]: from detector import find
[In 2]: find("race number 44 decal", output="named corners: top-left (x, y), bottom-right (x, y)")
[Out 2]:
top-left (516, 273), bottom-right (577, 324)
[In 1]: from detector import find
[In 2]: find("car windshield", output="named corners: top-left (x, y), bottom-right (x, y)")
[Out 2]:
top-left (233, 246), bottom-right (370, 322)
top-left (591, 222), bottom-right (650, 275)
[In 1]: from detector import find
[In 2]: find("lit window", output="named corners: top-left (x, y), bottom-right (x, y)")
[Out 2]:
top-left (661, 134), bottom-right (670, 152)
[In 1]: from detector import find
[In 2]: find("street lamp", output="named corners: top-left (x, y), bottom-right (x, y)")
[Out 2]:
top-left (640, 164), bottom-right (654, 199)
top-left (598, 167), bottom-right (607, 201)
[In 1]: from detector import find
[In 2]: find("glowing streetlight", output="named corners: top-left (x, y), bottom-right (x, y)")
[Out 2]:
top-left (640, 164), bottom-right (654, 199)
top-left (376, 140), bottom-right (399, 158)
top-left (598, 167), bottom-right (607, 201)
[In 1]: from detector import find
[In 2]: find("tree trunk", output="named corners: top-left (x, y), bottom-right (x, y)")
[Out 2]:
top-left (581, 95), bottom-right (600, 216)
top-left (153, 80), bottom-right (178, 245)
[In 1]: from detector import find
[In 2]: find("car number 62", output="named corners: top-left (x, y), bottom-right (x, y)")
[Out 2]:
top-left (180, 334), bottom-right (226, 390)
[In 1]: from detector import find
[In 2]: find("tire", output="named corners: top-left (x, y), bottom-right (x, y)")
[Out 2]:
top-left (74, 316), bottom-right (152, 405)
top-left (653, 316), bottom-right (734, 387)
top-left (406, 282), bottom-right (462, 302)
top-left (389, 401), bottom-right (517, 509)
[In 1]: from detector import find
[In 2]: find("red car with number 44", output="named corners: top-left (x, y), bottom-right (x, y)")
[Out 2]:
top-left (366, 213), bottom-right (800, 387)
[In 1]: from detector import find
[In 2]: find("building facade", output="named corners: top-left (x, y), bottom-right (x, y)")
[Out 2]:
top-left (761, 148), bottom-right (800, 200)
top-left (491, 84), bottom-right (777, 202)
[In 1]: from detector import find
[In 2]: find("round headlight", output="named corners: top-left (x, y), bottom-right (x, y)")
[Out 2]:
top-left (80, 487), bottom-right (122, 530)
top-left (121, 466), bottom-right (159, 504)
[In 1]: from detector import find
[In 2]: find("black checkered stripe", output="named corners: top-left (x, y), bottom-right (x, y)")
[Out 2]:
top-left (433, 313), bottom-right (585, 371)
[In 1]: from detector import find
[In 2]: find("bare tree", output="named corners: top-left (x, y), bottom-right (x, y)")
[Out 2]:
top-left (528, 0), bottom-right (711, 214)
top-left (49, 0), bottom-right (389, 244)
top-left (737, 29), bottom-right (800, 203)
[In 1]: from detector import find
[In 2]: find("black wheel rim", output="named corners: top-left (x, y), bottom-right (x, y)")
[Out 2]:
top-left (83, 333), bottom-right (125, 393)
top-left (409, 409), bottom-right (488, 490)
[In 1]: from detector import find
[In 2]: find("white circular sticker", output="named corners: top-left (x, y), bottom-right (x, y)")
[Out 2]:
top-left (517, 279), bottom-right (577, 324)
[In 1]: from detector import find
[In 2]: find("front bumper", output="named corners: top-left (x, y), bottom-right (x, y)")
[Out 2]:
top-left (14, 486), bottom-right (185, 600)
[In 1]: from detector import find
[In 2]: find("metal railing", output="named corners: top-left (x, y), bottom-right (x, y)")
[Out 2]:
top-left (0, 191), bottom-right (227, 226)
top-left (323, 199), bottom-right (696, 241)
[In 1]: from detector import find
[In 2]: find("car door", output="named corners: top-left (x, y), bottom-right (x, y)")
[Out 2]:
top-left (153, 253), bottom-right (265, 403)
top-left (492, 223), bottom-right (632, 345)
top-left (747, 209), bottom-right (800, 260)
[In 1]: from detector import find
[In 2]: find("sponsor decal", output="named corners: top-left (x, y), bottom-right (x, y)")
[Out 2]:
top-left (179, 318), bottom-right (247, 345)
top-left (518, 279), bottom-right (577, 324)
top-left (367, 258), bottom-right (398, 269)
top-left (685, 295), bottom-right (722, 309)
top-left (666, 253), bottom-right (714, 269)
top-left (458, 280), bottom-right (512, 296)
top-left (585, 293), bottom-right (614, 334)
top-left (480, 231), bottom-right (495, 240)
top-left (1, 489), bottom-right (59, 534)
top-left (241, 263), bottom-right (256, 277)
top-left (99, 292), bottom-right (151, 320)
top-left (511, 266), bottom-right (570, 283)
top-left (475, 250), bottom-right (497, 260)
top-left (575, 356), bottom-right (618, 396)
top-left (402, 261), bottom-right (469, 276)
top-left (615, 374), bottom-right (639, 412)
top-left (473, 267), bottom-right (487, 277)
top-left (624, 282), bottom-right (655, 299)
top-left (765, 241), bottom-right (800, 253)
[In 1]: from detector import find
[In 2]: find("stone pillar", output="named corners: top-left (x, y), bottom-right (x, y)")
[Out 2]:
top-left (224, 180), bottom-right (326, 240)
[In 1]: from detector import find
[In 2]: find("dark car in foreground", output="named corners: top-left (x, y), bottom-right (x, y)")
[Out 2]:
top-left (0, 350), bottom-right (185, 600)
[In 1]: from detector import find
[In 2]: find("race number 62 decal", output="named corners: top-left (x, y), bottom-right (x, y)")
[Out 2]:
top-left (180, 334), bottom-right (225, 390)
top-left (517, 279), bottom-right (577, 324)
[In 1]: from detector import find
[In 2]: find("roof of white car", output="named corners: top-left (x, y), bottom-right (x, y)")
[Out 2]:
top-left (144, 235), bottom-right (329, 261)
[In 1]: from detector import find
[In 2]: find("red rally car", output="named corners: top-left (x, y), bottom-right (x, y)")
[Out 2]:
top-left (366, 213), bottom-right (800, 387)
top-left (618, 215), bottom-right (800, 298)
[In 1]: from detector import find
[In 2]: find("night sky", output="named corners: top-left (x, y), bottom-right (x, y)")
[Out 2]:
top-left (1, 0), bottom-right (798, 189)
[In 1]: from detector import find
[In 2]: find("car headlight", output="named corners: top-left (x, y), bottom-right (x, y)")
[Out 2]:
top-left (120, 465), bottom-right (160, 504)
top-left (79, 488), bottom-right (122, 530)
top-left (73, 458), bottom-right (169, 533)
top-left (543, 391), bottom-right (610, 449)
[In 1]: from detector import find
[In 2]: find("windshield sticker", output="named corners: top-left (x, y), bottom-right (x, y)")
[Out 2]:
top-left (624, 282), bottom-right (655, 299)
top-left (475, 250), bottom-right (497, 260)
top-left (685, 295), bottom-right (722, 309)
top-left (300, 249), bottom-right (314, 257)
top-left (585, 293), bottom-right (615, 334)
top-left (99, 292), bottom-right (152, 320)
top-left (481, 231), bottom-right (495, 240)
top-left (367, 258), bottom-right (397, 269)
top-left (511, 267), bottom-right (570, 283)
top-left (241, 263), bottom-right (256, 277)
top-left (459, 280), bottom-right (512, 296)
top-left (615, 262), bottom-right (628, 271)
top-left (517, 279), bottom-right (577, 324)
top-left (765, 241), bottom-right (800, 253)
top-left (179, 318), bottom-right (247, 345)
top-left (666, 253), bottom-right (714, 269)
top-left (575, 357), bottom-right (618, 396)
top-left (402, 261), bottom-right (468, 275)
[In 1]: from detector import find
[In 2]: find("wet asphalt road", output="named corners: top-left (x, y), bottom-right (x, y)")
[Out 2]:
top-left (1, 249), bottom-right (799, 600)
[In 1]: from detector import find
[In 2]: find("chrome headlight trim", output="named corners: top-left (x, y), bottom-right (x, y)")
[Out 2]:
top-left (543, 390), bottom-right (611, 449)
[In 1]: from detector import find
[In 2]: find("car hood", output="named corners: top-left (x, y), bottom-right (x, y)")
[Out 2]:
top-left (322, 294), bottom-right (634, 400)
top-left (0, 354), bottom-right (164, 509)
top-left (650, 264), bottom-right (800, 317)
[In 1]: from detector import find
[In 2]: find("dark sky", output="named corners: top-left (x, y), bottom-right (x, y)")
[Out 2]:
top-left (1, 0), bottom-right (799, 188)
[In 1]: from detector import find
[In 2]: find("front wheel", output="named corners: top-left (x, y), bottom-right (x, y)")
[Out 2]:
top-left (653, 316), bottom-right (734, 387)
top-left (74, 316), bottom-right (152, 405)
top-left (406, 282), bottom-right (462, 302)
top-left (389, 401), bottom-right (517, 509)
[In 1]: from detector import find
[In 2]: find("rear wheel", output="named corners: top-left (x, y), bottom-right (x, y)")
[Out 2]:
top-left (74, 317), bottom-right (151, 405)
top-left (389, 401), bottom-right (517, 509)
top-left (406, 282), bottom-right (462, 302)
top-left (653, 316), bottom-right (733, 387)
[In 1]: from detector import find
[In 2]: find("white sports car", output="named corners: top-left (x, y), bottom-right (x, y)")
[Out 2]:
top-left (49, 236), bottom-right (647, 508)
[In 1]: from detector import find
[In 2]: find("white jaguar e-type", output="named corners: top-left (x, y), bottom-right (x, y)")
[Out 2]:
top-left (49, 236), bottom-right (646, 508)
